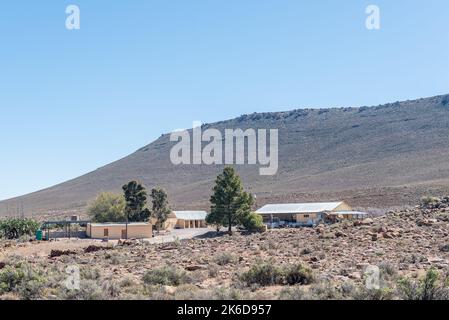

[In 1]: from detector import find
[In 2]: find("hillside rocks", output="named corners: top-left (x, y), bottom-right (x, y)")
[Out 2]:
top-left (356, 218), bottom-right (374, 226)
top-left (420, 196), bottom-right (449, 210)
top-left (139, 196), bottom-right (449, 285)
top-left (1, 197), bottom-right (449, 299)
top-left (49, 249), bottom-right (76, 258)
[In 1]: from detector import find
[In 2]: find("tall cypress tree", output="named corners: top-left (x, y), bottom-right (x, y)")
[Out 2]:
top-left (122, 181), bottom-right (151, 222)
top-left (150, 187), bottom-right (171, 232)
top-left (209, 167), bottom-right (254, 235)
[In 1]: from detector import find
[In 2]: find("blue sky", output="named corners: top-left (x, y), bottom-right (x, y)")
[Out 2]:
top-left (1, 0), bottom-right (449, 201)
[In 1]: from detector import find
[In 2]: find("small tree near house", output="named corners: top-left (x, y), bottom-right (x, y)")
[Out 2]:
top-left (209, 167), bottom-right (254, 235)
top-left (87, 192), bottom-right (126, 223)
top-left (241, 212), bottom-right (265, 233)
top-left (150, 187), bottom-right (171, 232)
top-left (122, 181), bottom-right (151, 222)
top-left (205, 213), bottom-right (224, 233)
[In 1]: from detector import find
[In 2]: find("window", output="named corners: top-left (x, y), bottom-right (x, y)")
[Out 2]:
top-left (104, 229), bottom-right (109, 237)
top-left (303, 215), bottom-right (310, 218)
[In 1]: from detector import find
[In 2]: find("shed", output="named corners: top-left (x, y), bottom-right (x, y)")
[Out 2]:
top-left (256, 202), bottom-right (353, 227)
top-left (325, 211), bottom-right (368, 223)
top-left (172, 211), bottom-right (208, 229)
top-left (86, 222), bottom-right (152, 239)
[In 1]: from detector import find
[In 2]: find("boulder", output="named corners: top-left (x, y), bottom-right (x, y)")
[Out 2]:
top-left (335, 231), bottom-right (348, 238)
top-left (49, 249), bottom-right (76, 258)
top-left (361, 218), bottom-right (374, 225)
top-left (348, 272), bottom-right (362, 280)
top-left (371, 233), bottom-right (382, 241)
top-left (382, 232), bottom-right (397, 239)
top-left (163, 286), bottom-right (177, 295)
top-left (185, 265), bottom-right (207, 271)
top-left (356, 263), bottom-right (370, 270)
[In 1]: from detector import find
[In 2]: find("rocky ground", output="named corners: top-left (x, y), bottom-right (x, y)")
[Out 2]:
top-left (1, 197), bottom-right (449, 300)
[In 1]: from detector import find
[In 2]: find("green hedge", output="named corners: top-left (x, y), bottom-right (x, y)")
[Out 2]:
top-left (0, 218), bottom-right (40, 239)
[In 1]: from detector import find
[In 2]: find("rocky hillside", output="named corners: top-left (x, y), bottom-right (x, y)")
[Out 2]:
top-left (2, 94), bottom-right (449, 218)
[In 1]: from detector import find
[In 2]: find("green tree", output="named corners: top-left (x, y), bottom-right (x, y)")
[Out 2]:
top-left (0, 218), bottom-right (40, 239)
top-left (122, 181), bottom-right (151, 222)
top-left (205, 213), bottom-right (224, 232)
top-left (151, 188), bottom-right (171, 232)
top-left (209, 167), bottom-right (254, 235)
top-left (87, 192), bottom-right (126, 223)
top-left (241, 212), bottom-right (265, 233)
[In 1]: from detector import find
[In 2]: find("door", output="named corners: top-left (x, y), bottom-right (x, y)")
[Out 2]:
top-left (103, 229), bottom-right (109, 237)
top-left (121, 229), bottom-right (127, 239)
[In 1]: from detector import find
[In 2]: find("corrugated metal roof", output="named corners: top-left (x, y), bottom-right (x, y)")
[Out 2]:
top-left (88, 222), bottom-right (150, 227)
top-left (173, 211), bottom-right (208, 220)
top-left (330, 211), bottom-right (368, 215)
top-left (256, 202), bottom-right (343, 215)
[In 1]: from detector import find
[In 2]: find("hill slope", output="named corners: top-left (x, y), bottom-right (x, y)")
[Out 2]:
top-left (2, 94), bottom-right (449, 218)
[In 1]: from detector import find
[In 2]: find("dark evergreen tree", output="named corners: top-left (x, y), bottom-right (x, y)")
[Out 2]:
top-left (122, 181), bottom-right (151, 222)
top-left (150, 187), bottom-right (171, 232)
top-left (209, 167), bottom-right (254, 235)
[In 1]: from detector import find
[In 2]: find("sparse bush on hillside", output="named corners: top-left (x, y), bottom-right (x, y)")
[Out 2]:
top-left (102, 279), bottom-right (121, 298)
top-left (239, 260), bottom-right (316, 287)
top-left (81, 267), bottom-right (102, 281)
top-left (211, 287), bottom-right (246, 300)
top-left (379, 262), bottom-right (398, 279)
top-left (239, 260), bottom-right (283, 287)
top-left (214, 252), bottom-right (237, 266)
top-left (278, 286), bottom-right (307, 300)
top-left (105, 251), bottom-right (125, 265)
top-left (352, 287), bottom-right (395, 300)
top-left (62, 279), bottom-right (105, 300)
top-left (283, 264), bottom-right (315, 285)
top-left (0, 263), bottom-right (46, 300)
top-left (143, 266), bottom-right (187, 286)
top-left (420, 196), bottom-right (441, 208)
top-left (208, 264), bottom-right (220, 278)
top-left (0, 218), bottom-right (40, 240)
top-left (397, 268), bottom-right (449, 300)
top-left (279, 279), bottom-right (341, 300)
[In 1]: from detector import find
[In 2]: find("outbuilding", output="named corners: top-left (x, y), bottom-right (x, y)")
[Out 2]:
top-left (324, 211), bottom-right (369, 223)
top-left (256, 202), bottom-right (353, 227)
top-left (172, 211), bottom-right (208, 229)
top-left (86, 222), bottom-right (152, 239)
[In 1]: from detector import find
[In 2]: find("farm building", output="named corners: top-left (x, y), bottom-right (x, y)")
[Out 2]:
top-left (86, 222), bottom-right (152, 239)
top-left (256, 201), bottom-right (357, 227)
top-left (325, 211), bottom-right (369, 224)
top-left (171, 211), bottom-right (208, 229)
